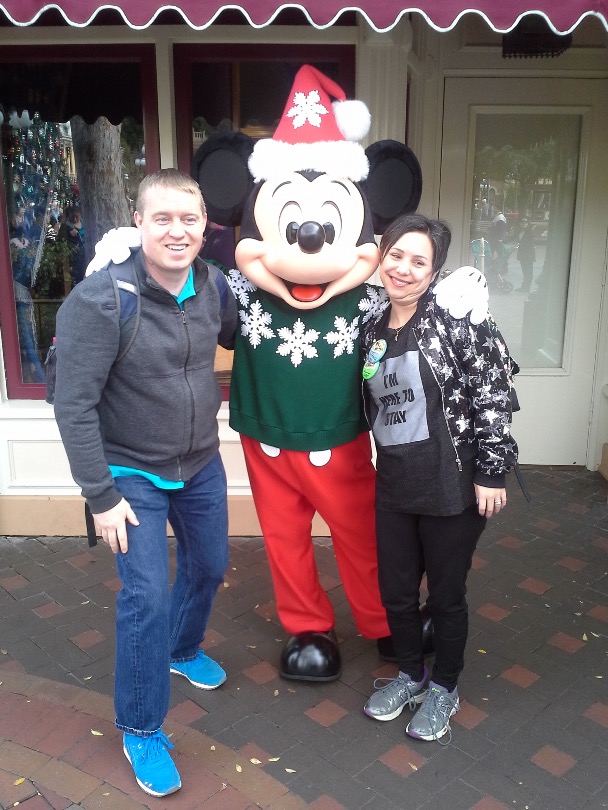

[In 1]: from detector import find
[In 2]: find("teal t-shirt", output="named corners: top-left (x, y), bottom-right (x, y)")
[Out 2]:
top-left (109, 267), bottom-right (196, 489)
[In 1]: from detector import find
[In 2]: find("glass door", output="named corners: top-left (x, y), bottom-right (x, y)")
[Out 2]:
top-left (440, 78), bottom-right (608, 465)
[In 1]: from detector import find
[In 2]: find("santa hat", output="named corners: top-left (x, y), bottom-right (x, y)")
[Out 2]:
top-left (248, 64), bottom-right (371, 184)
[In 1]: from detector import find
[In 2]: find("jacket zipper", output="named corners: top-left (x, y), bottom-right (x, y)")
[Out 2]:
top-left (179, 306), bottom-right (195, 457)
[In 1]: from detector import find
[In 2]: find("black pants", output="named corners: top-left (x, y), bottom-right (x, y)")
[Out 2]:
top-left (376, 505), bottom-right (486, 691)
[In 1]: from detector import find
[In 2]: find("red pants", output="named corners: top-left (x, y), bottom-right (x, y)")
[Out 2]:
top-left (241, 433), bottom-right (390, 638)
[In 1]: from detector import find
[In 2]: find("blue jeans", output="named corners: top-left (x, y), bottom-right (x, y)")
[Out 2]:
top-left (113, 452), bottom-right (228, 736)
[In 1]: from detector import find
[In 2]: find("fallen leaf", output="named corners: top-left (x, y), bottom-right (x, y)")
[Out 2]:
top-left (269, 757), bottom-right (280, 762)
top-left (81, 600), bottom-right (90, 604)
top-left (223, 582), bottom-right (230, 588)
top-left (0, 648), bottom-right (7, 655)
top-left (591, 632), bottom-right (600, 638)
top-left (84, 676), bottom-right (92, 681)
top-left (477, 649), bottom-right (487, 654)
top-left (236, 764), bottom-right (242, 773)
top-left (14, 778), bottom-right (25, 786)
top-left (90, 729), bottom-right (103, 736)
top-left (582, 633), bottom-right (588, 641)
top-left (250, 758), bottom-right (262, 765)
top-left (210, 745), bottom-right (216, 750)
top-left (274, 690), bottom-right (279, 696)
top-left (408, 763), bottom-right (418, 771)
top-left (247, 645), bottom-right (257, 649)
top-left (285, 768), bottom-right (296, 773)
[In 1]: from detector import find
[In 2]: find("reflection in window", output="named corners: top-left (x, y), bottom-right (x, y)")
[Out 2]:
top-left (468, 114), bottom-right (581, 369)
top-left (1, 111), bottom-right (145, 386)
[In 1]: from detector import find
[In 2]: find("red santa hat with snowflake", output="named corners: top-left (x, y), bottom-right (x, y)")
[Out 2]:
top-left (248, 64), bottom-right (372, 184)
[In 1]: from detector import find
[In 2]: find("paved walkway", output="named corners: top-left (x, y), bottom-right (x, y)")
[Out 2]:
top-left (1, 466), bottom-right (607, 809)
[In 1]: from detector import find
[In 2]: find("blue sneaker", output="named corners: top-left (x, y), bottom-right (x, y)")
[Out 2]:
top-left (123, 729), bottom-right (181, 797)
top-left (170, 649), bottom-right (226, 689)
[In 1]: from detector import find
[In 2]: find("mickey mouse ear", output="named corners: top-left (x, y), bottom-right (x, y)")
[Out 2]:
top-left (362, 140), bottom-right (423, 234)
top-left (190, 131), bottom-right (255, 226)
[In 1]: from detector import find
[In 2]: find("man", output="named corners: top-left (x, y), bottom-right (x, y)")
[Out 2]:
top-left (54, 169), bottom-right (237, 798)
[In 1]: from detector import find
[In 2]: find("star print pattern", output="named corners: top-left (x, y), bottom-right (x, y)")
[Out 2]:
top-left (276, 319), bottom-right (320, 367)
top-left (363, 293), bottom-right (518, 478)
top-left (324, 316), bottom-right (359, 358)
top-left (287, 89), bottom-right (328, 129)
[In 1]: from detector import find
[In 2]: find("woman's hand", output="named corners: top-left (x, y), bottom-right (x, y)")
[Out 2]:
top-left (475, 484), bottom-right (507, 517)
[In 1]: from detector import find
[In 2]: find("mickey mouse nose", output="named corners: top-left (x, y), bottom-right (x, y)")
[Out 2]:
top-left (297, 221), bottom-right (325, 254)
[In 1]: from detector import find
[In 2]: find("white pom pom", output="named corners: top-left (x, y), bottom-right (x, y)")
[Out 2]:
top-left (333, 100), bottom-right (371, 142)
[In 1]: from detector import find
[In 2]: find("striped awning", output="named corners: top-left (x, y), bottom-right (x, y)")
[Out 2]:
top-left (1, 0), bottom-right (606, 33)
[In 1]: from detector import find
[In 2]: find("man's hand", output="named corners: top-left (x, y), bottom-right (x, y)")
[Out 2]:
top-left (434, 266), bottom-right (489, 325)
top-left (93, 498), bottom-right (139, 554)
top-left (86, 227), bottom-right (143, 276)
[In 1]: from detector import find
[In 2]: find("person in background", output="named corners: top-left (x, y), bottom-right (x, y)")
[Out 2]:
top-left (516, 215), bottom-right (536, 293)
top-left (60, 205), bottom-right (86, 285)
top-left (361, 213), bottom-right (518, 744)
top-left (53, 169), bottom-right (237, 797)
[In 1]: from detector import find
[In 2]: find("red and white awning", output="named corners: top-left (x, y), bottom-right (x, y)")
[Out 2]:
top-left (0, 1), bottom-right (606, 33)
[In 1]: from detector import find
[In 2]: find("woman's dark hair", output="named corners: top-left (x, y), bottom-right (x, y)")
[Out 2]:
top-left (379, 213), bottom-right (451, 274)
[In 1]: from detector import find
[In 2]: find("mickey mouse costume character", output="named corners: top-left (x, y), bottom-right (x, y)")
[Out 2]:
top-left (88, 65), bottom-right (488, 683)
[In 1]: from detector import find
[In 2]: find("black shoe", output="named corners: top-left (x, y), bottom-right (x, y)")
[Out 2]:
top-left (421, 603), bottom-right (435, 657)
top-left (280, 630), bottom-right (341, 682)
top-left (376, 606), bottom-right (435, 663)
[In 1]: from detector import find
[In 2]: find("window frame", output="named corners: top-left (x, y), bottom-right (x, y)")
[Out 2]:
top-left (0, 43), bottom-right (160, 400)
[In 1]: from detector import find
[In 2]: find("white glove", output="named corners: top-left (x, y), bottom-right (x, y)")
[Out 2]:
top-left (433, 266), bottom-right (489, 325)
top-left (86, 227), bottom-right (142, 275)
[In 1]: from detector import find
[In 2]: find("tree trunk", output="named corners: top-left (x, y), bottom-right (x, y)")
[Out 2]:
top-left (70, 116), bottom-right (132, 265)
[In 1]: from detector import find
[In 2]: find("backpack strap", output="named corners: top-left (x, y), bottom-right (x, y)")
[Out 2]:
top-left (108, 254), bottom-right (140, 362)
top-left (207, 262), bottom-right (230, 309)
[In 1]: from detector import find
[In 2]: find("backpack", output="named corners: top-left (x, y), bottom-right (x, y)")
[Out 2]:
top-left (45, 255), bottom-right (140, 405)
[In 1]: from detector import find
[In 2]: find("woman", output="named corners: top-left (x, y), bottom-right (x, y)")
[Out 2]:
top-left (361, 213), bottom-right (518, 744)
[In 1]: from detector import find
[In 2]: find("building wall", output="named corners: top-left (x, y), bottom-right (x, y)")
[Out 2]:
top-left (0, 16), bottom-right (607, 535)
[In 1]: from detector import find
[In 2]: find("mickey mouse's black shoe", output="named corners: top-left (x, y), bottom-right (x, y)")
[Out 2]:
top-left (280, 630), bottom-right (341, 682)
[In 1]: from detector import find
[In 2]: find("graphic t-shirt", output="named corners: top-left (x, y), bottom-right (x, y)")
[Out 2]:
top-left (366, 320), bottom-right (476, 516)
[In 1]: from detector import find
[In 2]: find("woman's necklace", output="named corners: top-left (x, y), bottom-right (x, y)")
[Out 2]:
top-left (388, 323), bottom-right (407, 342)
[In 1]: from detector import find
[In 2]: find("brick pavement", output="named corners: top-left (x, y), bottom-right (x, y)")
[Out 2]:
top-left (0, 466), bottom-right (607, 809)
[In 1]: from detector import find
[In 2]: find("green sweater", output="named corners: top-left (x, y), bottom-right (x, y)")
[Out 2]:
top-left (227, 273), bottom-right (388, 452)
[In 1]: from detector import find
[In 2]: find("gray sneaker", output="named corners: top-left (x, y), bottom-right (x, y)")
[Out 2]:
top-left (406, 681), bottom-right (459, 744)
top-left (364, 669), bottom-right (427, 722)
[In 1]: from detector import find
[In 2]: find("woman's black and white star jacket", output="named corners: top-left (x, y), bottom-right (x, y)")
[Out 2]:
top-left (361, 286), bottom-right (519, 484)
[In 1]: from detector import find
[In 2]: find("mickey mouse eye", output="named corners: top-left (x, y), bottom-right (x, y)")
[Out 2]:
top-left (286, 222), bottom-right (299, 244)
top-left (323, 223), bottom-right (335, 244)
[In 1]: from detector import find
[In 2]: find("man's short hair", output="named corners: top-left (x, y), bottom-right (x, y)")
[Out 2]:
top-left (136, 169), bottom-right (206, 217)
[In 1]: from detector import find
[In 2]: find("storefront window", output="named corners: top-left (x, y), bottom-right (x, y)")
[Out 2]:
top-left (0, 46), bottom-right (159, 399)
